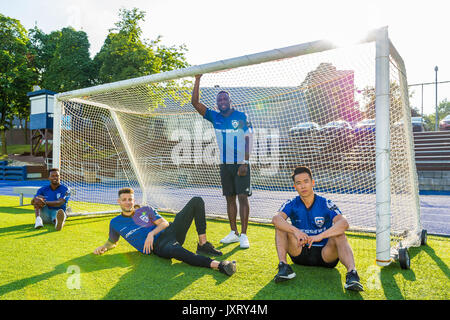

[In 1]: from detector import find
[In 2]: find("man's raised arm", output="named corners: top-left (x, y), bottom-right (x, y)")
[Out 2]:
top-left (191, 74), bottom-right (207, 117)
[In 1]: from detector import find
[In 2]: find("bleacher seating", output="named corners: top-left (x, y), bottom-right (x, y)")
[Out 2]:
top-left (0, 162), bottom-right (27, 181)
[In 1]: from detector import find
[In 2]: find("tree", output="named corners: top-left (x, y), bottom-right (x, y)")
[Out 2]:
top-left (93, 8), bottom-right (189, 84)
top-left (360, 82), bottom-right (416, 120)
top-left (28, 26), bottom-right (94, 92)
top-left (423, 99), bottom-right (450, 131)
top-left (0, 14), bottom-right (38, 154)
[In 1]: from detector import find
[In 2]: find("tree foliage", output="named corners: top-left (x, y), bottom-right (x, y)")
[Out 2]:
top-left (93, 8), bottom-right (189, 84)
top-left (28, 26), bottom-right (94, 92)
top-left (2, 8), bottom-right (191, 154)
top-left (423, 99), bottom-right (450, 131)
top-left (360, 82), bottom-right (418, 120)
top-left (0, 14), bottom-right (38, 154)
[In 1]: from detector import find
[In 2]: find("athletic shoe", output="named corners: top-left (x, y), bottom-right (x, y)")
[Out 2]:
top-left (220, 231), bottom-right (240, 244)
top-left (35, 216), bottom-right (44, 229)
top-left (274, 262), bottom-right (296, 283)
top-left (197, 241), bottom-right (223, 256)
top-left (344, 270), bottom-right (364, 291)
top-left (55, 209), bottom-right (66, 231)
top-left (239, 233), bottom-right (250, 249)
top-left (218, 260), bottom-right (237, 276)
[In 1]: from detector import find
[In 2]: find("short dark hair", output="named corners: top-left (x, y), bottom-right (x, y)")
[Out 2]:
top-left (118, 187), bottom-right (134, 197)
top-left (217, 91), bottom-right (230, 98)
top-left (291, 166), bottom-right (313, 182)
top-left (48, 168), bottom-right (59, 174)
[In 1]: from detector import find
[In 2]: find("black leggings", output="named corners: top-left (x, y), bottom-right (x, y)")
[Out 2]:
top-left (153, 197), bottom-right (213, 268)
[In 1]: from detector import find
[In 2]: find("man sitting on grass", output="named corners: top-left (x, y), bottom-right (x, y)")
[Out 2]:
top-left (272, 166), bottom-right (363, 291)
top-left (32, 168), bottom-right (70, 231)
top-left (93, 188), bottom-right (236, 276)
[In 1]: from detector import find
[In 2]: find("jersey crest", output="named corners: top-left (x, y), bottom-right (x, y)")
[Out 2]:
top-left (314, 216), bottom-right (325, 228)
top-left (139, 211), bottom-right (149, 223)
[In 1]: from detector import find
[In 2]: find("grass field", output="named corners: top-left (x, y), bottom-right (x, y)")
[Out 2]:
top-left (0, 195), bottom-right (448, 300)
top-left (0, 144), bottom-right (46, 160)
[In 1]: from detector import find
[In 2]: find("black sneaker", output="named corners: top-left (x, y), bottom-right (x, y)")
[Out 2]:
top-left (218, 260), bottom-right (236, 276)
top-left (345, 270), bottom-right (364, 291)
top-left (196, 241), bottom-right (223, 256)
top-left (274, 262), bottom-right (296, 283)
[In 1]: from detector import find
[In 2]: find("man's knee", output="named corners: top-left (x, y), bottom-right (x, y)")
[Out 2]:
top-left (34, 203), bottom-right (46, 210)
top-left (237, 194), bottom-right (248, 203)
top-left (33, 198), bottom-right (45, 209)
top-left (190, 196), bottom-right (204, 206)
top-left (275, 229), bottom-right (300, 249)
top-left (225, 195), bottom-right (236, 204)
top-left (328, 233), bottom-right (347, 246)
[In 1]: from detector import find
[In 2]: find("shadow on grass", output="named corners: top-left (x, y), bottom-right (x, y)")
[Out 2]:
top-left (0, 206), bottom-right (33, 215)
top-left (253, 264), bottom-right (363, 300)
top-left (378, 242), bottom-right (450, 300)
top-left (412, 243), bottom-right (449, 279)
top-left (380, 262), bottom-right (416, 300)
top-left (0, 248), bottom-right (236, 300)
top-left (0, 223), bottom-right (36, 237)
top-left (0, 215), bottom-right (113, 239)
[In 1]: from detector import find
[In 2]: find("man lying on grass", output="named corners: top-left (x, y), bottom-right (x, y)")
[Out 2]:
top-left (93, 188), bottom-right (236, 276)
top-left (272, 166), bottom-right (363, 291)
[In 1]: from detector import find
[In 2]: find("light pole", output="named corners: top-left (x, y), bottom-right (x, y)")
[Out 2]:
top-left (435, 66), bottom-right (438, 131)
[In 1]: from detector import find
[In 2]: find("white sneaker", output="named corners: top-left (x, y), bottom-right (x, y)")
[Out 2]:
top-left (239, 233), bottom-right (250, 249)
top-left (35, 216), bottom-right (44, 229)
top-left (55, 209), bottom-right (66, 231)
top-left (220, 231), bottom-right (240, 244)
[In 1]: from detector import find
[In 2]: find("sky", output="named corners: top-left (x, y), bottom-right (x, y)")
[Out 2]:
top-left (1, 0), bottom-right (450, 115)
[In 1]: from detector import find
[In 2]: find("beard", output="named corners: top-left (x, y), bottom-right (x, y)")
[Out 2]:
top-left (219, 105), bottom-right (231, 114)
top-left (121, 206), bottom-right (134, 213)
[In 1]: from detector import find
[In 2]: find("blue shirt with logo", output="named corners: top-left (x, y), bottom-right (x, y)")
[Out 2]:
top-left (35, 184), bottom-right (71, 211)
top-left (278, 194), bottom-right (342, 247)
top-left (203, 108), bottom-right (253, 164)
top-left (108, 206), bottom-right (164, 254)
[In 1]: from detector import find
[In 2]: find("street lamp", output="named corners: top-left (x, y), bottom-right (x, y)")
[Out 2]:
top-left (435, 66), bottom-right (438, 131)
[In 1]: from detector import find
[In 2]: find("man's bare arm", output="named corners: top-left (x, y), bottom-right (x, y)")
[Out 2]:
top-left (272, 212), bottom-right (309, 245)
top-left (306, 214), bottom-right (349, 248)
top-left (191, 74), bottom-right (207, 116)
top-left (44, 198), bottom-right (66, 207)
top-left (93, 240), bottom-right (117, 255)
top-left (143, 217), bottom-right (170, 254)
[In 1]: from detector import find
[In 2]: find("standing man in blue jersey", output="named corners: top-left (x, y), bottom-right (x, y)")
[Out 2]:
top-left (32, 168), bottom-right (70, 231)
top-left (191, 74), bottom-right (253, 249)
top-left (272, 166), bottom-right (363, 291)
top-left (93, 188), bottom-right (237, 276)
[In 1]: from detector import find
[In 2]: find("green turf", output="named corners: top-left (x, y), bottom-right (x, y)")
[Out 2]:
top-left (0, 195), bottom-right (448, 300)
top-left (0, 144), bottom-right (47, 159)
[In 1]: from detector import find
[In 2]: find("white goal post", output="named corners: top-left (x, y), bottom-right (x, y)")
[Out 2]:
top-left (53, 26), bottom-right (423, 267)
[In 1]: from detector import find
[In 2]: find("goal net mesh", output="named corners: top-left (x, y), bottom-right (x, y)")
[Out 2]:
top-left (57, 41), bottom-right (421, 247)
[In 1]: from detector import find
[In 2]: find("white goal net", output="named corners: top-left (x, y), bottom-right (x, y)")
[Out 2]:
top-left (54, 27), bottom-right (422, 265)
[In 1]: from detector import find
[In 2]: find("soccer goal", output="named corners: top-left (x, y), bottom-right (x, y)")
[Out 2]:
top-left (53, 26), bottom-right (425, 268)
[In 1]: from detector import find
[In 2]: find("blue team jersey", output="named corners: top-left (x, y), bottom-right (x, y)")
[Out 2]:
top-left (108, 206), bottom-right (164, 254)
top-left (203, 108), bottom-right (253, 164)
top-left (35, 184), bottom-right (71, 211)
top-left (278, 194), bottom-right (342, 247)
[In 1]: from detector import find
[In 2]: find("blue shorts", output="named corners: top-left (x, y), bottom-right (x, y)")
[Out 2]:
top-left (40, 207), bottom-right (62, 224)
